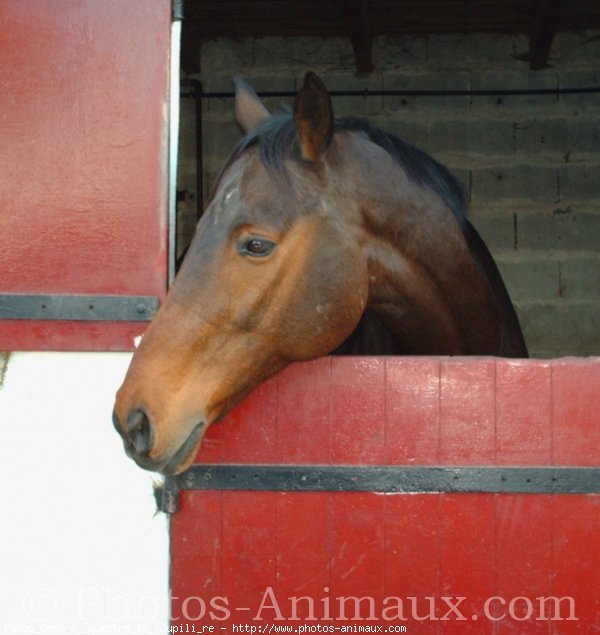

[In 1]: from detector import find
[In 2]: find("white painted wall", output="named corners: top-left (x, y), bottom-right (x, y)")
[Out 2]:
top-left (0, 353), bottom-right (169, 629)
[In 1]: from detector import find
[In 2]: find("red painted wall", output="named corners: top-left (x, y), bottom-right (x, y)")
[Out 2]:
top-left (0, 0), bottom-right (170, 350)
top-left (171, 357), bottom-right (600, 632)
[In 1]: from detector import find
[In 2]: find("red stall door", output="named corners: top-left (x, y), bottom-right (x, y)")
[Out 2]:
top-left (168, 357), bottom-right (600, 633)
top-left (0, 0), bottom-right (172, 350)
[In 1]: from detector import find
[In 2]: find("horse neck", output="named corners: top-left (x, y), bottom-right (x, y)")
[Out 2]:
top-left (359, 217), bottom-right (472, 355)
top-left (334, 143), bottom-right (501, 355)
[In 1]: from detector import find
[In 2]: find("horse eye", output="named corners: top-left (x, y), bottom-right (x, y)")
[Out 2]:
top-left (239, 237), bottom-right (276, 257)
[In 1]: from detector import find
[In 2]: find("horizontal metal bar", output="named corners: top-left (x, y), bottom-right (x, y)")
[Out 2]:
top-left (172, 465), bottom-right (600, 494)
top-left (0, 293), bottom-right (159, 321)
top-left (181, 86), bottom-right (600, 100)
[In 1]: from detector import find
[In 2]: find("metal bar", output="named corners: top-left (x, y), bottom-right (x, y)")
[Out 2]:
top-left (190, 86), bottom-right (600, 100)
top-left (155, 480), bottom-right (179, 514)
top-left (172, 464), bottom-right (600, 494)
top-left (0, 293), bottom-right (159, 321)
top-left (172, 0), bottom-right (184, 21)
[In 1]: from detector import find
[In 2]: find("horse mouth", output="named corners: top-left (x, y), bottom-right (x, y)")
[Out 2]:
top-left (126, 421), bottom-right (206, 475)
top-left (161, 421), bottom-right (207, 475)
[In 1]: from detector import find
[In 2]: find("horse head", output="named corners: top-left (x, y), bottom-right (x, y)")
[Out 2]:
top-left (113, 74), bottom-right (370, 474)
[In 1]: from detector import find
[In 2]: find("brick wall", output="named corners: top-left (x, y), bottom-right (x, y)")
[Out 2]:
top-left (177, 32), bottom-right (600, 358)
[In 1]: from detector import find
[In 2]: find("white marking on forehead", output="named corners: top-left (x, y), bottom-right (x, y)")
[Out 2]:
top-left (204, 153), bottom-right (251, 223)
top-left (214, 168), bottom-right (244, 219)
top-left (218, 184), bottom-right (242, 220)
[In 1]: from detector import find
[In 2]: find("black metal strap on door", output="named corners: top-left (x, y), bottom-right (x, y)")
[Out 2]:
top-left (0, 293), bottom-right (159, 321)
top-left (157, 464), bottom-right (600, 514)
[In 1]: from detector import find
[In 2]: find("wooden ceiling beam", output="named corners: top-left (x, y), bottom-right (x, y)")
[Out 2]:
top-left (345, 0), bottom-right (374, 74)
top-left (179, 0), bottom-right (600, 74)
top-left (528, 0), bottom-right (560, 69)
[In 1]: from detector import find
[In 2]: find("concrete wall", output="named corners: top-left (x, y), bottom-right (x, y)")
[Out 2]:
top-left (0, 352), bottom-right (169, 629)
top-left (177, 32), bottom-right (600, 358)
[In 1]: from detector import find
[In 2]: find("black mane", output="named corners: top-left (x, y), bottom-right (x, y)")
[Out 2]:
top-left (225, 114), bottom-right (467, 221)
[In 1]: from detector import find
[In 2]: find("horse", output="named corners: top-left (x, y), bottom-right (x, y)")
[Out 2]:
top-left (113, 72), bottom-right (528, 475)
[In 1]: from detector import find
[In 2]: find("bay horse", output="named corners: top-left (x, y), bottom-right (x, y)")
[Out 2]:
top-left (113, 72), bottom-right (527, 475)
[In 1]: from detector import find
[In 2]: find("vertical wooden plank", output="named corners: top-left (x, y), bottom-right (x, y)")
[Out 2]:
top-left (331, 357), bottom-right (386, 464)
top-left (495, 495), bottom-right (552, 634)
top-left (385, 494), bottom-right (440, 632)
top-left (330, 493), bottom-right (386, 623)
top-left (494, 360), bottom-right (554, 633)
top-left (276, 358), bottom-right (332, 464)
top-left (440, 359), bottom-right (496, 465)
top-left (552, 360), bottom-right (600, 631)
top-left (440, 494), bottom-right (495, 634)
top-left (170, 491), bottom-right (222, 625)
top-left (552, 495), bottom-right (600, 632)
top-left (221, 492), bottom-right (278, 622)
top-left (329, 359), bottom-right (386, 624)
top-left (552, 360), bottom-right (600, 465)
top-left (194, 420), bottom-right (224, 464)
top-left (220, 376), bottom-right (279, 463)
top-left (495, 360), bottom-right (552, 465)
top-left (385, 358), bottom-right (441, 465)
top-left (276, 492), bottom-right (331, 623)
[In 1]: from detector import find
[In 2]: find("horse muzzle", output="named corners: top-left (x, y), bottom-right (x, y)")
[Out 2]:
top-left (112, 407), bottom-right (206, 475)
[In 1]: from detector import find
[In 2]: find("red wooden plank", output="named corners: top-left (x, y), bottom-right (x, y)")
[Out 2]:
top-left (495, 495), bottom-right (553, 634)
top-left (194, 419), bottom-right (225, 465)
top-left (220, 376), bottom-right (279, 463)
top-left (385, 357), bottom-right (441, 465)
top-left (276, 358), bottom-right (332, 464)
top-left (0, 321), bottom-right (155, 353)
top-left (276, 492), bottom-right (331, 623)
top-left (0, 0), bottom-right (169, 350)
top-left (220, 492), bottom-right (279, 625)
top-left (552, 495), bottom-right (600, 633)
top-left (495, 360), bottom-right (552, 465)
top-left (330, 493), bottom-right (386, 623)
top-left (331, 357), bottom-right (386, 464)
top-left (440, 494), bottom-right (496, 633)
top-left (552, 359), bottom-right (600, 465)
top-left (440, 359), bottom-right (496, 465)
top-left (385, 494), bottom-right (440, 632)
top-left (170, 491), bottom-right (223, 625)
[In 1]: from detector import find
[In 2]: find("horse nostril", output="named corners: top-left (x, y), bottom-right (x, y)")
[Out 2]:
top-left (125, 409), bottom-right (153, 456)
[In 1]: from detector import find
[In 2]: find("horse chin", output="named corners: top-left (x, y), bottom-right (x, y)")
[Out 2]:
top-left (160, 421), bottom-right (208, 476)
top-left (126, 420), bottom-right (207, 475)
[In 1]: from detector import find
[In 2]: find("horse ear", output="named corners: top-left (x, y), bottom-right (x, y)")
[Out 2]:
top-left (294, 72), bottom-right (334, 163)
top-left (234, 77), bottom-right (270, 133)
